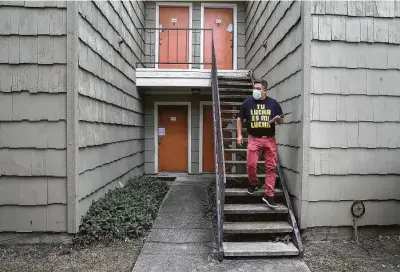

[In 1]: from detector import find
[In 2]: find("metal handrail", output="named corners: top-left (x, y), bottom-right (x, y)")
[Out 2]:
top-left (136, 28), bottom-right (214, 68)
top-left (210, 34), bottom-right (226, 262)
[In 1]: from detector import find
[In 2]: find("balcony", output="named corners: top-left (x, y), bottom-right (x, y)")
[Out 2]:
top-left (136, 28), bottom-right (248, 88)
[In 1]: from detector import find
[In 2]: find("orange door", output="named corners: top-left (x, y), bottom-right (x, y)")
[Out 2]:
top-left (158, 106), bottom-right (188, 172)
top-left (202, 105), bottom-right (232, 172)
top-left (203, 8), bottom-right (233, 70)
top-left (159, 7), bottom-right (190, 69)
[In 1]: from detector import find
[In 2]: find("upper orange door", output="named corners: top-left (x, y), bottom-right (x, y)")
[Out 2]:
top-left (202, 105), bottom-right (233, 173)
top-left (203, 8), bottom-right (233, 70)
top-left (159, 7), bottom-right (190, 69)
top-left (158, 105), bottom-right (188, 172)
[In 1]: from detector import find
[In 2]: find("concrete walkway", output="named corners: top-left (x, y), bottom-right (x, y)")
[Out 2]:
top-left (132, 175), bottom-right (310, 272)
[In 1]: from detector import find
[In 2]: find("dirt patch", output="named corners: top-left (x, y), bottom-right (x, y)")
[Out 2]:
top-left (304, 234), bottom-right (400, 272)
top-left (0, 239), bottom-right (144, 272)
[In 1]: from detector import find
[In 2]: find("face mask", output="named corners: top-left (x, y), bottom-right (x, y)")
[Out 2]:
top-left (252, 89), bottom-right (262, 100)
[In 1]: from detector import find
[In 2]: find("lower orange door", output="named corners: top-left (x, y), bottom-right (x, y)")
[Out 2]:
top-left (203, 8), bottom-right (233, 70)
top-left (202, 105), bottom-right (232, 173)
top-left (159, 6), bottom-right (190, 69)
top-left (158, 106), bottom-right (188, 172)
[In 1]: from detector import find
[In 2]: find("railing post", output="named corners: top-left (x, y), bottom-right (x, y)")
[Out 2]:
top-left (210, 33), bottom-right (226, 262)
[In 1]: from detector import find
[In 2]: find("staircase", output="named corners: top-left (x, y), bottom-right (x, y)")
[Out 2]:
top-left (216, 74), bottom-right (303, 258)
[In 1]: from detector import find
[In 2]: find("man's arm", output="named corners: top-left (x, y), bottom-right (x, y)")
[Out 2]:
top-left (236, 103), bottom-right (246, 145)
top-left (236, 117), bottom-right (243, 136)
top-left (272, 101), bottom-right (284, 124)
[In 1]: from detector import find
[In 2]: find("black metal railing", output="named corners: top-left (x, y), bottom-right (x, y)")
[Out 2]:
top-left (137, 28), bottom-right (213, 68)
top-left (210, 35), bottom-right (226, 262)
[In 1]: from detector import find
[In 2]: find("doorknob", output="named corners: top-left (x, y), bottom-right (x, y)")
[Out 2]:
top-left (160, 37), bottom-right (162, 46)
top-left (158, 139), bottom-right (162, 145)
top-left (230, 39), bottom-right (233, 48)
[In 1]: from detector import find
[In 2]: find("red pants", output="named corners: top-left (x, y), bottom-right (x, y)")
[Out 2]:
top-left (246, 136), bottom-right (278, 197)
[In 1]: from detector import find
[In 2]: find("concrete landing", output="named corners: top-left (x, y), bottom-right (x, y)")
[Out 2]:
top-left (132, 175), bottom-right (310, 272)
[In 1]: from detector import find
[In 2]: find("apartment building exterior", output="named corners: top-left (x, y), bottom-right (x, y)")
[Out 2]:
top-left (0, 0), bottom-right (399, 234)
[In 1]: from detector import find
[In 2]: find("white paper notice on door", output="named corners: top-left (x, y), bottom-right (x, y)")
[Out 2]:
top-left (170, 117), bottom-right (176, 122)
top-left (226, 24), bottom-right (233, 33)
top-left (158, 127), bottom-right (165, 136)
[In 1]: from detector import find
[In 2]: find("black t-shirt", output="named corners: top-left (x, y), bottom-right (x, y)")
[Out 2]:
top-left (238, 96), bottom-right (283, 137)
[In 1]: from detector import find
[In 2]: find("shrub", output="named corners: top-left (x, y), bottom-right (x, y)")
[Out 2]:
top-left (73, 176), bottom-right (170, 247)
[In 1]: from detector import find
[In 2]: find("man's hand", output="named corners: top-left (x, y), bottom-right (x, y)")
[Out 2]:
top-left (237, 134), bottom-right (243, 145)
top-left (270, 115), bottom-right (283, 124)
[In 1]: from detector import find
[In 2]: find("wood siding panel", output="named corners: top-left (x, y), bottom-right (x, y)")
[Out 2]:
top-left (0, 3), bottom-right (67, 232)
top-left (77, 0), bottom-right (145, 221)
top-left (245, 0), bottom-right (303, 201)
top-left (309, 0), bottom-right (400, 227)
top-left (306, 201), bottom-right (400, 227)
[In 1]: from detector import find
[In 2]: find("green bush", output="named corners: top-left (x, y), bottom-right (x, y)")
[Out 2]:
top-left (73, 176), bottom-right (170, 247)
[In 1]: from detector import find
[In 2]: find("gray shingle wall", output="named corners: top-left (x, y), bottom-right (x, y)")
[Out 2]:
top-left (143, 1), bottom-right (246, 69)
top-left (245, 0), bottom-right (303, 215)
top-left (0, 1), bottom-right (68, 232)
top-left (77, 0), bottom-right (145, 220)
top-left (308, 0), bottom-right (400, 227)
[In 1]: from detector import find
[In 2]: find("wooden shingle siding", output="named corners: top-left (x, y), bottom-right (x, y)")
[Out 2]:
top-left (0, 2), bottom-right (67, 232)
top-left (308, 0), bottom-right (400, 227)
top-left (245, 0), bottom-right (303, 217)
top-left (77, 1), bottom-right (145, 219)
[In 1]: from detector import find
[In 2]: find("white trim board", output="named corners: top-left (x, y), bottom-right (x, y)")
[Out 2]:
top-left (200, 3), bottom-right (238, 70)
top-left (199, 102), bottom-right (236, 173)
top-left (155, 2), bottom-right (193, 70)
top-left (154, 102), bottom-right (192, 174)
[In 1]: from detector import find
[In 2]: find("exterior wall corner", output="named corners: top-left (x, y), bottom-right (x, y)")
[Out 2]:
top-left (66, 0), bottom-right (79, 233)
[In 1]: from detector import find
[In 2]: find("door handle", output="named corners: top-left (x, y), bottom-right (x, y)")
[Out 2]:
top-left (230, 39), bottom-right (233, 48)
top-left (158, 139), bottom-right (162, 145)
top-left (160, 37), bottom-right (162, 46)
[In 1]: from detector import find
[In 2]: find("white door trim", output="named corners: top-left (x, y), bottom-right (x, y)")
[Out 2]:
top-left (200, 3), bottom-right (238, 70)
top-left (155, 2), bottom-right (193, 70)
top-left (199, 101), bottom-right (213, 173)
top-left (199, 102), bottom-right (238, 173)
top-left (154, 102), bottom-right (192, 174)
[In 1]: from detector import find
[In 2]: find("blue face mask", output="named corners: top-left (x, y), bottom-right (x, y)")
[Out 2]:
top-left (252, 89), bottom-right (262, 100)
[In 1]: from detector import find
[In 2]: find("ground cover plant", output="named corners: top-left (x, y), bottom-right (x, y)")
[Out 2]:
top-left (73, 176), bottom-right (170, 247)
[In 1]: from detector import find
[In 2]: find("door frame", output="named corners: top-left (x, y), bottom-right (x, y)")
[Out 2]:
top-left (154, 102), bottom-right (192, 174)
top-left (200, 3), bottom-right (238, 71)
top-left (155, 2), bottom-right (193, 70)
top-left (199, 101), bottom-right (237, 173)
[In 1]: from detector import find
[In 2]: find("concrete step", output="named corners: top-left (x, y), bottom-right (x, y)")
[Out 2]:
top-left (224, 204), bottom-right (288, 214)
top-left (222, 128), bottom-right (247, 132)
top-left (220, 95), bottom-right (249, 100)
top-left (218, 76), bottom-right (250, 81)
top-left (223, 137), bottom-right (248, 142)
top-left (223, 221), bottom-right (293, 234)
top-left (221, 109), bottom-right (240, 114)
top-left (223, 242), bottom-right (299, 257)
top-left (220, 101), bottom-right (242, 106)
top-left (219, 81), bottom-right (253, 87)
top-left (225, 160), bottom-right (264, 164)
top-left (219, 88), bottom-right (252, 93)
top-left (225, 187), bottom-right (283, 197)
top-left (221, 118), bottom-right (242, 122)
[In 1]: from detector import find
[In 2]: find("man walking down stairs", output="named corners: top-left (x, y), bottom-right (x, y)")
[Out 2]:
top-left (236, 78), bottom-right (284, 209)
top-left (218, 74), bottom-right (303, 258)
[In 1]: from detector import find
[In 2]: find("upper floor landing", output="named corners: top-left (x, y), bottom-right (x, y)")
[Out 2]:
top-left (136, 2), bottom-right (247, 88)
